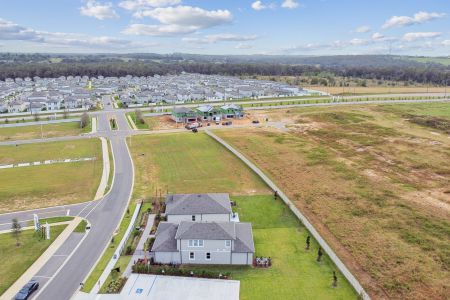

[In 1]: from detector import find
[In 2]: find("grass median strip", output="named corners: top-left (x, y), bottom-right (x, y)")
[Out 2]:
top-left (0, 225), bottom-right (67, 296)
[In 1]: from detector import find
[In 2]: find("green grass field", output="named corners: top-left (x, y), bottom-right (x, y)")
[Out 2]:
top-left (129, 132), bottom-right (357, 299)
top-left (128, 133), bottom-right (270, 200)
top-left (0, 225), bottom-right (66, 295)
top-left (0, 121), bottom-right (89, 141)
top-left (183, 195), bottom-right (357, 300)
top-left (0, 139), bottom-right (103, 213)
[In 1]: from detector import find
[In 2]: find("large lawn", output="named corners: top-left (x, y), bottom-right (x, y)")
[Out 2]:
top-left (129, 132), bottom-right (357, 299)
top-left (0, 121), bottom-right (87, 141)
top-left (186, 195), bottom-right (356, 300)
top-left (128, 132), bottom-right (270, 200)
top-left (215, 102), bottom-right (450, 300)
top-left (0, 225), bottom-right (66, 295)
top-left (0, 139), bottom-right (103, 213)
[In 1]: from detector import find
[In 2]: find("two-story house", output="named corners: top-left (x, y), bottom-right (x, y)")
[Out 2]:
top-left (151, 221), bottom-right (254, 265)
top-left (165, 193), bottom-right (232, 223)
top-left (151, 193), bottom-right (254, 265)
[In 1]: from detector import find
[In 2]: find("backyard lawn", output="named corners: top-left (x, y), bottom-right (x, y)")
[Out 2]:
top-left (0, 121), bottom-right (89, 141)
top-left (0, 225), bottom-right (66, 296)
top-left (128, 132), bottom-right (270, 200)
top-left (185, 195), bottom-right (357, 300)
top-left (0, 139), bottom-right (103, 213)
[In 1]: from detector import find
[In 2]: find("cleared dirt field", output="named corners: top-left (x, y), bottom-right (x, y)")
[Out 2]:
top-left (215, 102), bottom-right (450, 300)
top-left (0, 139), bottom-right (103, 213)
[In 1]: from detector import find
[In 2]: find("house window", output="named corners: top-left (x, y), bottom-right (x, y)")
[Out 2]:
top-left (192, 215), bottom-right (196, 221)
top-left (189, 239), bottom-right (204, 247)
top-left (189, 252), bottom-right (195, 260)
top-left (206, 252), bottom-right (211, 260)
top-left (225, 240), bottom-right (231, 248)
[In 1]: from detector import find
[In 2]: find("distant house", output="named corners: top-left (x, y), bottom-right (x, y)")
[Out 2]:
top-left (220, 104), bottom-right (244, 119)
top-left (151, 221), bottom-right (254, 265)
top-left (165, 193), bottom-right (233, 223)
top-left (196, 105), bottom-right (222, 121)
top-left (171, 107), bottom-right (197, 123)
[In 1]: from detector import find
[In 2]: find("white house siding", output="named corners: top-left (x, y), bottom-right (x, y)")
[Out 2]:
top-left (231, 253), bottom-right (253, 265)
top-left (154, 252), bottom-right (181, 264)
top-left (167, 214), bottom-right (230, 223)
top-left (180, 239), bottom-right (232, 265)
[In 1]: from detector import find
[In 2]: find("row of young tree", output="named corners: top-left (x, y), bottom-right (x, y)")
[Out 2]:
top-left (0, 61), bottom-right (448, 85)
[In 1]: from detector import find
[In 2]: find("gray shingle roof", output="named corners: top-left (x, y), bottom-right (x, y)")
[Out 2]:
top-left (175, 222), bottom-right (236, 240)
top-left (166, 193), bottom-right (232, 215)
top-left (151, 222), bottom-right (178, 252)
top-left (234, 223), bottom-right (255, 253)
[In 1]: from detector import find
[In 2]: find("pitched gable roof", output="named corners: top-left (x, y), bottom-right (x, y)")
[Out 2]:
top-left (151, 222), bottom-right (178, 252)
top-left (166, 193), bottom-right (232, 215)
top-left (234, 223), bottom-right (255, 253)
top-left (175, 222), bottom-right (236, 240)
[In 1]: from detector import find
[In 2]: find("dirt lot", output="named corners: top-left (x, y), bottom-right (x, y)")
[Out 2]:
top-left (145, 113), bottom-right (266, 130)
top-left (215, 102), bottom-right (450, 300)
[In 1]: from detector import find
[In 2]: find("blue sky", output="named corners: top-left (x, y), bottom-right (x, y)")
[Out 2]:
top-left (0, 0), bottom-right (449, 55)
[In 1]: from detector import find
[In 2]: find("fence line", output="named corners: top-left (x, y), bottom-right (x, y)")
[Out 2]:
top-left (205, 129), bottom-right (370, 300)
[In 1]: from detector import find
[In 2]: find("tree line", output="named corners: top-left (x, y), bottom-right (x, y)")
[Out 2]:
top-left (0, 61), bottom-right (448, 85)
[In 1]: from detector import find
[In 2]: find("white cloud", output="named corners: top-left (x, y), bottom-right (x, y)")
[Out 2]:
top-left (251, 1), bottom-right (275, 10)
top-left (124, 6), bottom-right (232, 36)
top-left (80, 0), bottom-right (119, 20)
top-left (382, 11), bottom-right (446, 29)
top-left (371, 32), bottom-right (384, 40)
top-left (235, 43), bottom-right (253, 49)
top-left (183, 34), bottom-right (258, 44)
top-left (402, 32), bottom-right (441, 42)
top-left (0, 18), bottom-right (156, 50)
top-left (281, 0), bottom-right (300, 9)
top-left (355, 25), bottom-right (371, 33)
top-left (442, 40), bottom-right (450, 46)
top-left (118, 0), bottom-right (181, 11)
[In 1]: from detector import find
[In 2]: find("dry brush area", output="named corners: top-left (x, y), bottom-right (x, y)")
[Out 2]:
top-left (215, 102), bottom-right (450, 300)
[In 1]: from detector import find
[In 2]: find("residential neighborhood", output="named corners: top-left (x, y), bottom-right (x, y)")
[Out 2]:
top-left (0, 73), bottom-right (318, 115)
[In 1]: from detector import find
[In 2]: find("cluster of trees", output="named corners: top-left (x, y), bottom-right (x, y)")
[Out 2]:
top-left (0, 54), bottom-right (448, 85)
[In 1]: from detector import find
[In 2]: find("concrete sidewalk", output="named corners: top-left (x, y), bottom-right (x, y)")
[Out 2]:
top-left (124, 214), bottom-right (155, 277)
top-left (2, 217), bottom-right (83, 300)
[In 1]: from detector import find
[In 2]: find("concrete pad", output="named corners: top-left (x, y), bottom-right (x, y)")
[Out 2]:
top-left (123, 274), bottom-right (240, 300)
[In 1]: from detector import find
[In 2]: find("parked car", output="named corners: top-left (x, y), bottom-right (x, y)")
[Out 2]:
top-left (15, 280), bottom-right (39, 300)
top-left (252, 120), bottom-right (260, 124)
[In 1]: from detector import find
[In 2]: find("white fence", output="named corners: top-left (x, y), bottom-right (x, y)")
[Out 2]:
top-left (205, 129), bottom-right (370, 300)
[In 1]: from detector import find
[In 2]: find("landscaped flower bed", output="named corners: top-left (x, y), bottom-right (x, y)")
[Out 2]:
top-left (132, 261), bottom-right (231, 280)
top-left (104, 277), bottom-right (127, 294)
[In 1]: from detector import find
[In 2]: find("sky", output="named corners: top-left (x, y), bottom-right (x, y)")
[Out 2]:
top-left (0, 0), bottom-right (449, 56)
